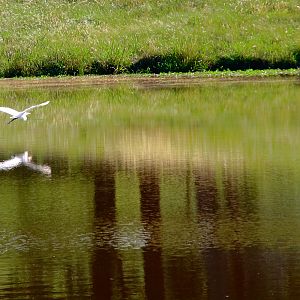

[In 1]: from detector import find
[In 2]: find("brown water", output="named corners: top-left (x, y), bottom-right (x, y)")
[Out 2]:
top-left (0, 79), bottom-right (299, 299)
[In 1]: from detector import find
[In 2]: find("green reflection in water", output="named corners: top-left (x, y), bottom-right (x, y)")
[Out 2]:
top-left (0, 80), bottom-right (299, 161)
top-left (0, 80), bottom-right (299, 299)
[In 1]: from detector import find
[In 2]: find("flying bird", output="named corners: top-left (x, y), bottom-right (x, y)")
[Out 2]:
top-left (0, 101), bottom-right (50, 124)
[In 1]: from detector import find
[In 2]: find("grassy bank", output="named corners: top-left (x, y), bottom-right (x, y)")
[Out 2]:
top-left (0, 0), bottom-right (299, 77)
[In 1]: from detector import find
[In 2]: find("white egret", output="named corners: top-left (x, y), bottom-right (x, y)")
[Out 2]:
top-left (0, 101), bottom-right (50, 124)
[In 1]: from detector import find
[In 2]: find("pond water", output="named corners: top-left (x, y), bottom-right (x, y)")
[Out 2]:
top-left (0, 79), bottom-right (299, 299)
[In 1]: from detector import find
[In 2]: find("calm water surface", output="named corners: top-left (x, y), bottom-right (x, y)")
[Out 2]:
top-left (0, 79), bottom-right (299, 299)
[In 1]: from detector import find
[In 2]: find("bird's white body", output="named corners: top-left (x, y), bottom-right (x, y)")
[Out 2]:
top-left (0, 151), bottom-right (51, 175)
top-left (0, 101), bottom-right (50, 123)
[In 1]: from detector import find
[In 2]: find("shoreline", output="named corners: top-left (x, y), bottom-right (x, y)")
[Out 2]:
top-left (0, 69), bottom-right (298, 89)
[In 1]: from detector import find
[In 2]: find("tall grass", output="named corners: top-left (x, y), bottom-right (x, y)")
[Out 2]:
top-left (0, 0), bottom-right (299, 77)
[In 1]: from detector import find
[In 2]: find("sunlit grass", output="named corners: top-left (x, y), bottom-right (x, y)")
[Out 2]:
top-left (0, 0), bottom-right (298, 77)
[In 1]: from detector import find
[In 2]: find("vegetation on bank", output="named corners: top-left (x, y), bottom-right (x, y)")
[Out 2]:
top-left (0, 0), bottom-right (299, 77)
top-left (0, 69), bottom-right (298, 89)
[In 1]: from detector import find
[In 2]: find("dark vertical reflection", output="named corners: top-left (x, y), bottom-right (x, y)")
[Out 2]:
top-left (93, 161), bottom-right (116, 225)
top-left (194, 166), bottom-right (224, 298)
top-left (223, 167), bottom-right (246, 299)
top-left (286, 251), bottom-right (300, 300)
top-left (162, 164), bottom-right (207, 300)
top-left (139, 166), bottom-right (165, 300)
top-left (165, 254), bottom-right (206, 300)
top-left (194, 166), bottom-right (218, 214)
top-left (92, 160), bottom-right (126, 300)
top-left (193, 164), bottom-right (263, 299)
top-left (185, 163), bottom-right (192, 217)
top-left (223, 165), bottom-right (258, 226)
top-left (223, 166), bottom-right (263, 300)
top-left (194, 166), bottom-right (219, 247)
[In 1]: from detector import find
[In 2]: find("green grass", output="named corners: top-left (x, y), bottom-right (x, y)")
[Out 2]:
top-left (0, 0), bottom-right (299, 77)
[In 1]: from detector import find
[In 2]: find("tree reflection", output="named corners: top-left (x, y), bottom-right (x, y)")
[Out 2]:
top-left (92, 160), bottom-right (126, 300)
top-left (194, 166), bottom-right (219, 250)
top-left (193, 163), bottom-right (261, 299)
top-left (139, 166), bottom-right (165, 300)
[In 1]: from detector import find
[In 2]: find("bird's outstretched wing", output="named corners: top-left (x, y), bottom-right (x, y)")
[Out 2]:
top-left (23, 101), bottom-right (50, 112)
top-left (0, 107), bottom-right (19, 116)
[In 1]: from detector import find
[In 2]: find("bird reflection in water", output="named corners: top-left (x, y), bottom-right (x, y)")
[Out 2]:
top-left (0, 151), bottom-right (51, 175)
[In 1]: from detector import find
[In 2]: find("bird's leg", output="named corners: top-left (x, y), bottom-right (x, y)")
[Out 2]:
top-left (7, 118), bottom-right (17, 124)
